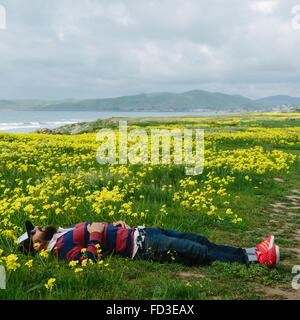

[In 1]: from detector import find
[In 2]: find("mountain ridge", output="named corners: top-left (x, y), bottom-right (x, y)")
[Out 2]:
top-left (0, 90), bottom-right (299, 112)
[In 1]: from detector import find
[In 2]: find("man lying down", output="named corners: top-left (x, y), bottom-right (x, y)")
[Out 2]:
top-left (17, 220), bottom-right (280, 268)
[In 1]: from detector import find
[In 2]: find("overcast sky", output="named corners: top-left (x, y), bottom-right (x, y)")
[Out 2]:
top-left (0, 0), bottom-right (300, 100)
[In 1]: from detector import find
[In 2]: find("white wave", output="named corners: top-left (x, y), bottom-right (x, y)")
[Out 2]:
top-left (0, 120), bottom-right (80, 132)
top-left (0, 125), bottom-right (40, 131)
top-left (44, 121), bottom-right (78, 125)
top-left (0, 122), bottom-right (25, 126)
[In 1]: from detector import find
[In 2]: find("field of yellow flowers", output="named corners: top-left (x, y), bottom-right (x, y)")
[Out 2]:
top-left (0, 112), bottom-right (299, 299)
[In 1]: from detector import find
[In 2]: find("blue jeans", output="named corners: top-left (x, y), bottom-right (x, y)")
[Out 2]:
top-left (135, 227), bottom-right (248, 266)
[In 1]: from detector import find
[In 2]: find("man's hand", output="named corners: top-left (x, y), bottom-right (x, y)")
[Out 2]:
top-left (112, 220), bottom-right (130, 229)
top-left (87, 222), bottom-right (105, 234)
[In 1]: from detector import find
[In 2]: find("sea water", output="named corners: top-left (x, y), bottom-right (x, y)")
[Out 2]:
top-left (0, 110), bottom-right (228, 133)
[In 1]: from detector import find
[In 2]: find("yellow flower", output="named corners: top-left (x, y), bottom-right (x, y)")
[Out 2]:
top-left (55, 208), bottom-right (62, 215)
top-left (74, 268), bottom-right (83, 273)
top-left (69, 260), bottom-right (79, 267)
top-left (25, 259), bottom-right (33, 268)
top-left (24, 204), bottom-right (34, 214)
top-left (45, 278), bottom-right (56, 291)
top-left (5, 254), bottom-right (21, 271)
top-left (1, 229), bottom-right (16, 239)
top-left (40, 249), bottom-right (50, 258)
top-left (232, 217), bottom-right (243, 223)
top-left (226, 208), bottom-right (233, 215)
top-left (186, 282), bottom-right (192, 287)
top-left (81, 259), bottom-right (88, 267)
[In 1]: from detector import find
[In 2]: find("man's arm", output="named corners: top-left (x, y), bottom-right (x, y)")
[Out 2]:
top-left (67, 223), bottom-right (105, 264)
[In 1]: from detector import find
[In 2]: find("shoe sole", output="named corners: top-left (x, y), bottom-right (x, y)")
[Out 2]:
top-left (269, 235), bottom-right (274, 250)
top-left (275, 245), bottom-right (280, 265)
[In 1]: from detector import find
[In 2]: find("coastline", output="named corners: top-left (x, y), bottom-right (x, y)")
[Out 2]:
top-left (0, 110), bottom-right (235, 134)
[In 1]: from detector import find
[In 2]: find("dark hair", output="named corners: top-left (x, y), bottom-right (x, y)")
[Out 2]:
top-left (39, 225), bottom-right (57, 242)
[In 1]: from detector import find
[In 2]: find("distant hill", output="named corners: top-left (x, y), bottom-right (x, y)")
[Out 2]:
top-left (0, 99), bottom-right (65, 110)
top-left (28, 90), bottom-right (264, 112)
top-left (256, 95), bottom-right (300, 108)
top-left (0, 90), bottom-right (299, 112)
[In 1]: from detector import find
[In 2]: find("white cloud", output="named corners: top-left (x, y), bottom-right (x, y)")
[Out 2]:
top-left (107, 3), bottom-right (135, 26)
top-left (250, 1), bottom-right (278, 14)
top-left (57, 32), bottom-right (65, 42)
top-left (0, 4), bottom-right (6, 30)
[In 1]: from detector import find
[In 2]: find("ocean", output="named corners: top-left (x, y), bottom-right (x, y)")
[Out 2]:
top-left (0, 110), bottom-right (228, 133)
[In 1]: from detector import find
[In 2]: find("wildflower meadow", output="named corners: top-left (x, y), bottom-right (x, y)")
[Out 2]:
top-left (0, 112), bottom-right (299, 299)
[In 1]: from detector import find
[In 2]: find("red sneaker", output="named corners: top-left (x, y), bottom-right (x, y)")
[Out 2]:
top-left (256, 235), bottom-right (274, 253)
top-left (255, 245), bottom-right (280, 268)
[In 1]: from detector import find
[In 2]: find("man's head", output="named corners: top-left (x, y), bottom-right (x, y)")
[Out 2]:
top-left (31, 225), bottom-right (57, 252)
top-left (17, 222), bottom-right (57, 255)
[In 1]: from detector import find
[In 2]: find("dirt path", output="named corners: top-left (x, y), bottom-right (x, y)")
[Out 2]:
top-left (263, 182), bottom-right (300, 300)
